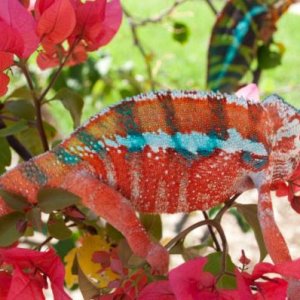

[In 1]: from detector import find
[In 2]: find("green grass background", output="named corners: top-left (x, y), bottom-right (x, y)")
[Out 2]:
top-left (51, 1), bottom-right (300, 134)
top-left (107, 1), bottom-right (300, 101)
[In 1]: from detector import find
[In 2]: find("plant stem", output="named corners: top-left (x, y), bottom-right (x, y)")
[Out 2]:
top-left (18, 41), bottom-right (79, 152)
top-left (38, 40), bottom-right (79, 103)
top-left (17, 61), bottom-right (49, 151)
top-left (0, 118), bottom-right (32, 161)
top-left (123, 7), bottom-right (155, 89)
top-left (202, 210), bottom-right (221, 252)
top-left (205, 0), bottom-right (218, 15)
top-left (215, 193), bottom-right (240, 222)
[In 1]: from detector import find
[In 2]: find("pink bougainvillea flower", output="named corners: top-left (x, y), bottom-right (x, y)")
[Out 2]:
top-left (0, 73), bottom-right (10, 97)
top-left (0, 247), bottom-right (71, 300)
top-left (0, 52), bottom-right (14, 96)
top-left (0, 0), bottom-right (39, 96)
top-left (96, 269), bottom-right (148, 300)
top-left (272, 166), bottom-right (300, 213)
top-left (235, 83), bottom-right (260, 103)
top-left (239, 250), bottom-right (251, 266)
top-left (37, 42), bottom-right (88, 70)
top-left (241, 258), bottom-right (300, 300)
top-left (0, 0), bottom-right (39, 58)
top-left (36, 0), bottom-right (122, 69)
top-left (70, 0), bottom-right (122, 51)
top-left (35, 0), bottom-right (76, 44)
top-left (138, 257), bottom-right (247, 300)
top-left (139, 257), bottom-right (300, 299)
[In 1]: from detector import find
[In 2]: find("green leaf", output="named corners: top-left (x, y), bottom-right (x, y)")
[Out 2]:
top-left (235, 203), bottom-right (268, 261)
top-left (16, 122), bottom-right (56, 156)
top-left (78, 263), bottom-right (100, 300)
top-left (0, 120), bottom-right (28, 137)
top-left (204, 252), bottom-right (236, 289)
top-left (257, 44), bottom-right (283, 70)
top-left (47, 212), bottom-right (72, 240)
top-left (38, 188), bottom-right (81, 213)
top-left (0, 189), bottom-right (29, 211)
top-left (181, 244), bottom-right (208, 261)
top-left (139, 213), bottom-right (162, 241)
top-left (4, 100), bottom-right (35, 120)
top-left (105, 223), bottom-right (124, 242)
top-left (5, 86), bottom-right (32, 100)
top-left (0, 212), bottom-right (26, 246)
top-left (0, 138), bottom-right (11, 174)
top-left (54, 88), bottom-right (84, 128)
top-left (0, 189), bottom-right (28, 211)
top-left (26, 207), bottom-right (42, 231)
top-left (229, 208), bottom-right (251, 233)
top-left (54, 237), bottom-right (76, 261)
top-left (172, 22), bottom-right (190, 44)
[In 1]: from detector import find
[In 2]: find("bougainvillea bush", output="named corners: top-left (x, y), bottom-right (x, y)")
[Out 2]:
top-left (1, 0), bottom-right (300, 299)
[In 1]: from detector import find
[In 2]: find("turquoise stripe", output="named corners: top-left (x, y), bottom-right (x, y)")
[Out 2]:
top-left (212, 5), bottom-right (267, 90)
top-left (104, 128), bottom-right (268, 158)
top-left (54, 147), bottom-right (81, 165)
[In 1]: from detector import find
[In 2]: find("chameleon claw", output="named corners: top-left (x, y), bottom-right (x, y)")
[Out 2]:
top-left (146, 243), bottom-right (169, 275)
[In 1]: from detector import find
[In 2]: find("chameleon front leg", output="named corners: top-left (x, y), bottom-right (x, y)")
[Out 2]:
top-left (60, 169), bottom-right (169, 274)
top-left (257, 184), bottom-right (291, 263)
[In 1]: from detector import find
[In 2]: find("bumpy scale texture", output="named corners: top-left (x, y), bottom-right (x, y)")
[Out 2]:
top-left (1, 90), bottom-right (300, 274)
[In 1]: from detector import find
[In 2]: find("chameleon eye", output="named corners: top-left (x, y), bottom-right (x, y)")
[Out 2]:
top-left (241, 151), bottom-right (268, 169)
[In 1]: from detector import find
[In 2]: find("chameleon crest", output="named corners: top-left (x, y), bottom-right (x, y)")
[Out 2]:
top-left (0, 90), bottom-right (300, 276)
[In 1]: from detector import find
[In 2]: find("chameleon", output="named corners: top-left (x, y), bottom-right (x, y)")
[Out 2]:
top-left (0, 89), bottom-right (300, 275)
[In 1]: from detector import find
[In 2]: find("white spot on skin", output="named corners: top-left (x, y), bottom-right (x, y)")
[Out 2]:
top-left (177, 172), bottom-right (189, 212)
top-left (155, 180), bottom-right (168, 212)
top-left (103, 158), bottom-right (116, 187)
top-left (130, 157), bottom-right (140, 205)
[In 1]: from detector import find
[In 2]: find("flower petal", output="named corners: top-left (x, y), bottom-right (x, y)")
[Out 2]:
top-left (0, 271), bottom-right (11, 299)
top-left (138, 280), bottom-right (175, 300)
top-left (236, 84), bottom-right (260, 103)
top-left (0, 0), bottom-right (39, 58)
top-left (36, 0), bottom-right (76, 44)
top-left (256, 279), bottom-right (287, 300)
top-left (169, 257), bottom-right (216, 299)
top-left (0, 248), bottom-right (71, 300)
top-left (273, 259), bottom-right (300, 280)
top-left (0, 73), bottom-right (10, 97)
top-left (0, 52), bottom-right (14, 71)
top-left (6, 266), bottom-right (45, 300)
top-left (88, 0), bottom-right (123, 50)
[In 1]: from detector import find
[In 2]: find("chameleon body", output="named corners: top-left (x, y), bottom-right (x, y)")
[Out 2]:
top-left (0, 90), bottom-right (300, 274)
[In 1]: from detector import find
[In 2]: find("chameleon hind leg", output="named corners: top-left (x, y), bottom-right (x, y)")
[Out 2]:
top-left (257, 184), bottom-right (291, 263)
top-left (60, 168), bottom-right (169, 274)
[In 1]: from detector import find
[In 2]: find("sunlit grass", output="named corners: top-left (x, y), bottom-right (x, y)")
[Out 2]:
top-left (50, 1), bottom-right (300, 135)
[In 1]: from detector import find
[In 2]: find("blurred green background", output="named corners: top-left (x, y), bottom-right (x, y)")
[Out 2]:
top-left (47, 0), bottom-right (300, 134)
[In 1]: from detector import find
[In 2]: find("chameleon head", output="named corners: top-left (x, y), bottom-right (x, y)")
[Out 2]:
top-left (264, 95), bottom-right (300, 214)
top-left (262, 94), bottom-right (300, 181)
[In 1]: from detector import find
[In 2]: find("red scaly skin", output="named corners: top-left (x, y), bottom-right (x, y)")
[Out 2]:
top-left (0, 90), bottom-right (300, 275)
